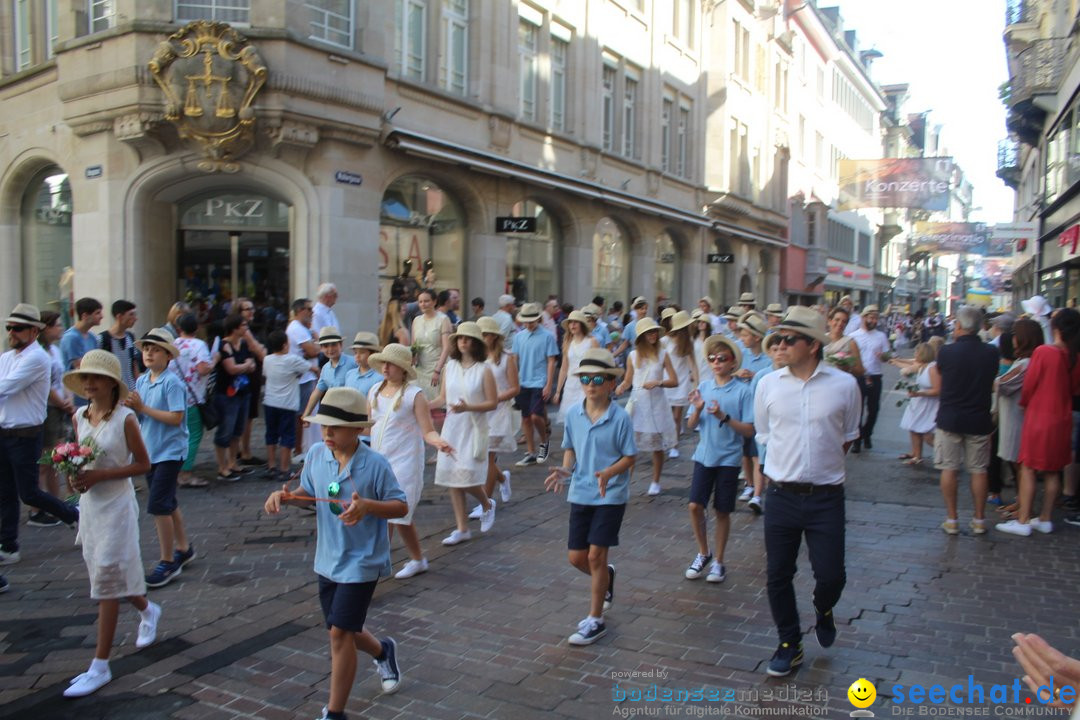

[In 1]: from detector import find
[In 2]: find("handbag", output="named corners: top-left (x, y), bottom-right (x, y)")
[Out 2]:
top-left (178, 360), bottom-right (219, 430)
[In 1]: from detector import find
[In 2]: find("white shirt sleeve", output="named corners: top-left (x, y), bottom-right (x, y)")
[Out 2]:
top-left (754, 374), bottom-right (771, 448)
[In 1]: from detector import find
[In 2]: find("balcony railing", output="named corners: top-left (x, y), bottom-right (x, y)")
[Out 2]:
top-left (1006, 0), bottom-right (1037, 25)
top-left (997, 139), bottom-right (1021, 189)
top-left (1011, 38), bottom-right (1066, 106)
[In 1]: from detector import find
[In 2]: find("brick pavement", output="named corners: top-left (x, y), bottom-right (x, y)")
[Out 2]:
top-left (1, 362), bottom-right (1079, 720)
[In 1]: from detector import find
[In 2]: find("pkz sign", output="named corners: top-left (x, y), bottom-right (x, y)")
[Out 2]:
top-left (179, 192), bottom-right (289, 230)
top-left (496, 216), bottom-right (537, 233)
top-left (707, 253), bottom-right (735, 264)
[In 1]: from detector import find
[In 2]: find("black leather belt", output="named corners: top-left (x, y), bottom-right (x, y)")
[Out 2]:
top-left (771, 482), bottom-right (844, 495)
top-left (0, 425), bottom-right (43, 438)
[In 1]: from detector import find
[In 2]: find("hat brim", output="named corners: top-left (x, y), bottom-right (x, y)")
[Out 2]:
top-left (669, 317), bottom-right (694, 333)
top-left (448, 329), bottom-right (485, 343)
top-left (368, 351), bottom-right (417, 379)
top-left (351, 342), bottom-right (384, 352)
top-left (63, 369), bottom-right (130, 401)
top-left (703, 335), bottom-right (743, 369)
top-left (570, 365), bottom-right (624, 379)
top-left (4, 315), bottom-right (45, 329)
top-left (319, 337), bottom-right (345, 346)
top-left (773, 323), bottom-right (830, 346)
top-left (737, 321), bottom-right (766, 338)
top-left (135, 339), bottom-right (180, 359)
top-left (635, 326), bottom-right (666, 341)
top-left (517, 312), bottom-right (542, 322)
top-left (302, 411), bottom-right (373, 428)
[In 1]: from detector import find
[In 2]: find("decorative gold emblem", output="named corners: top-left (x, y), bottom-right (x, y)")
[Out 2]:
top-left (149, 21), bottom-right (267, 172)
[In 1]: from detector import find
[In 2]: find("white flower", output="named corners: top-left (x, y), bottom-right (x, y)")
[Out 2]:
top-left (71, 456), bottom-right (85, 466)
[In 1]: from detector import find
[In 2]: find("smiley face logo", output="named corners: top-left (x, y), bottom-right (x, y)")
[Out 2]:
top-left (848, 678), bottom-right (877, 709)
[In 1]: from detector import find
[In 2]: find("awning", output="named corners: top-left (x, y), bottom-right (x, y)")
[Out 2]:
top-left (385, 128), bottom-right (787, 249)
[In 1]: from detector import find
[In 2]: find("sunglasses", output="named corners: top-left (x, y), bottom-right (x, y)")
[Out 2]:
top-left (578, 375), bottom-right (609, 385)
top-left (327, 481), bottom-right (344, 515)
top-left (707, 354), bottom-right (732, 363)
top-left (776, 334), bottom-right (808, 346)
top-left (5, 325), bottom-right (31, 333)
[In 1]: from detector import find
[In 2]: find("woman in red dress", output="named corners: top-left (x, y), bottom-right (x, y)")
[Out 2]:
top-left (997, 308), bottom-right (1080, 536)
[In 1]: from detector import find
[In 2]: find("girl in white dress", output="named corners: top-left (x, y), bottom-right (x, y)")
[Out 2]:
top-left (433, 322), bottom-right (499, 546)
top-left (890, 342), bottom-right (940, 465)
top-left (662, 310), bottom-right (699, 458)
top-left (616, 317), bottom-right (678, 496)
top-left (62, 350), bottom-right (160, 699)
top-left (554, 311), bottom-right (599, 425)
top-left (367, 344), bottom-right (453, 580)
top-left (471, 317), bottom-right (520, 516)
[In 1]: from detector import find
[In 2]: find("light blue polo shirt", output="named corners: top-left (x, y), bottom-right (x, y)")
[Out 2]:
top-left (61, 327), bottom-right (101, 407)
top-left (317, 355), bottom-right (358, 392)
top-left (344, 367), bottom-right (384, 399)
top-left (561, 400), bottom-right (637, 506)
top-left (691, 378), bottom-right (753, 467)
top-left (591, 324), bottom-right (611, 348)
top-left (300, 442), bottom-right (407, 583)
top-left (511, 326), bottom-right (559, 389)
top-left (740, 347), bottom-right (772, 378)
top-left (135, 370), bottom-right (189, 464)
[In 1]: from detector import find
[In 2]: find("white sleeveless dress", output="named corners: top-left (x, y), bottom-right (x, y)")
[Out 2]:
top-left (899, 362), bottom-right (939, 434)
top-left (412, 312), bottom-right (447, 401)
top-left (628, 349), bottom-right (678, 452)
top-left (369, 383), bottom-right (425, 525)
top-left (693, 336), bottom-right (709, 392)
top-left (434, 360), bottom-right (490, 487)
top-left (662, 337), bottom-right (695, 407)
top-left (74, 406), bottom-right (146, 599)
top-left (558, 338), bottom-right (591, 424)
top-left (486, 351), bottom-right (519, 453)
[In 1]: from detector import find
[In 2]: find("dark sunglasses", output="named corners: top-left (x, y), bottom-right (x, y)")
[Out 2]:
top-left (327, 481), bottom-right (344, 515)
top-left (5, 325), bottom-right (31, 333)
top-left (707, 354), bottom-right (732, 363)
top-left (776, 334), bottom-right (808, 346)
top-left (578, 375), bottom-right (609, 386)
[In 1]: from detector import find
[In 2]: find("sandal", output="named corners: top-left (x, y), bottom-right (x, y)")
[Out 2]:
top-left (901, 457), bottom-right (922, 466)
top-left (997, 502), bottom-right (1018, 515)
top-left (183, 476), bottom-right (210, 488)
top-left (898, 453), bottom-right (914, 460)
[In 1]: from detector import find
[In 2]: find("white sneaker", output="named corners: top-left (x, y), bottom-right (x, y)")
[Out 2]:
top-left (738, 486), bottom-right (753, 502)
top-left (394, 558), bottom-right (429, 579)
top-left (995, 519), bottom-right (1032, 536)
top-left (706, 561), bottom-right (727, 583)
top-left (668, 448), bottom-right (680, 459)
top-left (441, 529), bottom-right (472, 546)
top-left (63, 667), bottom-right (112, 697)
top-left (747, 496), bottom-right (763, 515)
top-left (500, 470), bottom-right (512, 502)
top-left (480, 501), bottom-right (496, 533)
top-left (468, 498), bottom-right (495, 520)
top-left (135, 602), bottom-right (161, 649)
top-left (0, 549), bottom-right (20, 565)
top-left (1029, 519), bottom-right (1054, 534)
top-left (647, 482), bottom-right (662, 496)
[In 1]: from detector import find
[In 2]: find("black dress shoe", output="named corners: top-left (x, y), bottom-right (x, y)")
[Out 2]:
top-left (851, 439), bottom-right (861, 454)
top-left (864, 436), bottom-right (873, 449)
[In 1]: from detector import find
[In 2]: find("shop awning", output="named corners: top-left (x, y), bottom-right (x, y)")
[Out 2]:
top-left (385, 128), bottom-right (787, 249)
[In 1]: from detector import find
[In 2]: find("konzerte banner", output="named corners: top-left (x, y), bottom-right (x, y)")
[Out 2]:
top-left (838, 158), bottom-right (953, 210)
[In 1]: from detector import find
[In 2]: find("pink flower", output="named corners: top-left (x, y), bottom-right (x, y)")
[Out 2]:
top-left (64, 442), bottom-right (80, 455)
top-left (79, 445), bottom-right (93, 457)
top-left (52, 452), bottom-right (63, 464)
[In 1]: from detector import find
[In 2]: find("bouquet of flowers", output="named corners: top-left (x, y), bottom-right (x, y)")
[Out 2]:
top-left (39, 439), bottom-right (102, 492)
top-left (894, 378), bottom-right (920, 407)
top-left (826, 349), bottom-right (857, 371)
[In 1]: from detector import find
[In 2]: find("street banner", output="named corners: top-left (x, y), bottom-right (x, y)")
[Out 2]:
top-left (838, 157), bottom-right (953, 210)
top-left (990, 222), bottom-right (1038, 242)
top-left (910, 222), bottom-right (1012, 257)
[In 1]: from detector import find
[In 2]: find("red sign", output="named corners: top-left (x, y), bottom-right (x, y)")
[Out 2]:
top-left (843, 270), bottom-right (854, 278)
top-left (1059, 224), bottom-right (1080, 254)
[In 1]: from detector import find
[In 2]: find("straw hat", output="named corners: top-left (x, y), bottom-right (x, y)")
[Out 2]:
top-left (368, 343), bottom-right (417, 380)
top-left (634, 316), bottom-right (665, 341)
top-left (476, 316), bottom-right (504, 336)
top-left (4, 303), bottom-right (45, 329)
top-left (63, 349), bottom-right (129, 401)
top-left (690, 308), bottom-right (706, 322)
top-left (449, 320), bottom-right (485, 343)
top-left (668, 310), bottom-right (694, 333)
top-left (765, 303), bottom-right (784, 317)
top-left (703, 334), bottom-right (743, 369)
top-left (570, 348), bottom-right (624, 378)
top-left (775, 306), bottom-right (830, 345)
top-left (722, 306), bottom-right (742, 321)
top-left (135, 327), bottom-right (180, 359)
top-left (318, 326), bottom-right (344, 345)
top-left (631, 296), bottom-right (648, 309)
top-left (698, 295), bottom-right (714, 308)
top-left (738, 292), bottom-right (757, 306)
top-left (862, 304), bottom-right (880, 316)
top-left (737, 312), bottom-right (768, 338)
top-left (302, 386), bottom-right (373, 427)
top-left (561, 310), bottom-right (591, 333)
top-left (350, 331), bottom-right (382, 351)
top-left (516, 302), bottom-right (543, 322)
top-left (581, 303), bottom-right (601, 319)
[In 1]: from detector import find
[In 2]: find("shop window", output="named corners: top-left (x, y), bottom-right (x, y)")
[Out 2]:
top-left (654, 232), bottom-right (679, 305)
top-left (380, 176), bottom-right (465, 308)
top-left (21, 167), bottom-right (73, 320)
top-left (506, 200), bottom-right (559, 303)
top-left (593, 217), bottom-right (629, 305)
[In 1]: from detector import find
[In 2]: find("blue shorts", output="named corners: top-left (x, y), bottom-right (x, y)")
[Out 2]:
top-left (318, 576), bottom-right (378, 632)
top-left (689, 463), bottom-right (740, 512)
top-left (146, 460), bottom-right (182, 516)
top-left (742, 435), bottom-right (758, 458)
top-left (515, 386), bottom-right (547, 418)
top-left (213, 393), bottom-right (248, 448)
top-left (264, 405), bottom-right (297, 448)
top-left (568, 503), bottom-right (626, 550)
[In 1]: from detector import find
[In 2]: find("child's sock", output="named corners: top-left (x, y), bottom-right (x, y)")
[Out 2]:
top-left (588, 615), bottom-right (603, 624)
top-left (90, 657), bottom-right (110, 674)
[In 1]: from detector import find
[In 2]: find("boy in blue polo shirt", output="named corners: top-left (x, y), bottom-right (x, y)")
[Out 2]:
top-left (303, 327), bottom-right (359, 419)
top-left (684, 334), bottom-right (755, 584)
top-left (127, 327), bottom-right (193, 588)
top-left (342, 332), bottom-right (383, 400)
top-left (512, 303), bottom-right (559, 465)
top-left (265, 387), bottom-right (407, 720)
top-left (545, 348), bottom-right (635, 646)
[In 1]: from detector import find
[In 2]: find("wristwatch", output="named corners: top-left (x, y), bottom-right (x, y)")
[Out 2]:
top-left (718, 412), bottom-right (729, 426)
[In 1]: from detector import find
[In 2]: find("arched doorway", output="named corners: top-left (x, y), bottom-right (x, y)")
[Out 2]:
top-left (739, 271), bottom-right (752, 296)
top-left (21, 166), bottom-right (72, 321)
top-left (593, 216), bottom-right (630, 304)
top-left (380, 176), bottom-right (466, 307)
top-left (177, 190), bottom-right (291, 331)
top-left (506, 199), bottom-right (560, 303)
top-left (654, 231), bottom-right (680, 305)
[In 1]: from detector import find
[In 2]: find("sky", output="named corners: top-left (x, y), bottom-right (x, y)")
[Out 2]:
top-left (831, 0), bottom-right (1014, 224)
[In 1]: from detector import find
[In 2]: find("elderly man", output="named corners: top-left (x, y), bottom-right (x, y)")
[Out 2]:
top-left (1, 304), bottom-right (81, 567)
top-left (286, 299), bottom-right (321, 455)
top-left (492, 294), bottom-right (517, 338)
top-left (838, 296), bottom-right (861, 335)
top-left (311, 283), bottom-right (339, 334)
top-left (850, 305), bottom-right (891, 452)
top-left (933, 305), bottom-right (998, 536)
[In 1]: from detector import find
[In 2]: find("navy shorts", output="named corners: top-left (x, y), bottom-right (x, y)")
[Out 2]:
top-left (213, 393), bottom-right (248, 447)
top-left (264, 405), bottom-right (297, 448)
top-left (146, 460), bottom-right (182, 516)
top-left (742, 435), bottom-right (758, 458)
top-left (515, 386), bottom-right (547, 418)
top-left (689, 463), bottom-right (740, 512)
top-left (318, 576), bottom-right (378, 632)
top-left (568, 503), bottom-right (626, 550)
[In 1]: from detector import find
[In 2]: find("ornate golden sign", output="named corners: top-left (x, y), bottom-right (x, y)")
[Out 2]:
top-left (149, 21), bottom-right (267, 172)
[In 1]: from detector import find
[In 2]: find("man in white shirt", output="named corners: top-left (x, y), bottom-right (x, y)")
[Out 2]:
top-left (849, 305), bottom-right (891, 452)
top-left (0, 304), bottom-right (81, 566)
top-left (492, 294), bottom-right (517, 339)
top-left (754, 306), bottom-right (860, 678)
top-left (311, 283), bottom-right (340, 335)
top-left (839, 296), bottom-right (862, 336)
top-left (286, 298), bottom-right (320, 455)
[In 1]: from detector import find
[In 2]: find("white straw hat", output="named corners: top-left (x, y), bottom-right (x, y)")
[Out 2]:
top-left (63, 349), bottom-right (129, 401)
top-left (302, 386), bottom-right (373, 427)
top-left (135, 327), bottom-right (180, 359)
top-left (368, 343), bottom-right (417, 380)
top-left (4, 303), bottom-right (45, 329)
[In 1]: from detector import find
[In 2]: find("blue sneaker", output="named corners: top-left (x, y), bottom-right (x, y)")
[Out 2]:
top-left (173, 544), bottom-right (196, 568)
top-left (374, 638), bottom-right (401, 694)
top-left (145, 560), bottom-right (182, 588)
top-left (766, 642), bottom-right (804, 677)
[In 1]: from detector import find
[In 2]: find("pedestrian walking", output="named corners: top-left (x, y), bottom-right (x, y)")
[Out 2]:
top-left (343, 332), bottom-right (384, 401)
top-left (850, 305), bottom-right (891, 452)
top-left (554, 311), bottom-right (598, 425)
top-left (663, 310), bottom-right (698, 457)
top-left (993, 318), bottom-right (1042, 516)
top-left (890, 342), bottom-right (940, 466)
top-left (303, 327), bottom-right (359, 419)
top-left (33, 311), bottom-right (75, 525)
top-left (263, 330), bottom-right (317, 481)
top-left (823, 306), bottom-right (865, 377)
top-left (100, 300), bottom-right (141, 391)
top-left (172, 314), bottom-right (214, 488)
top-left (747, 333), bottom-right (785, 511)
top-left (61, 297), bottom-right (104, 408)
top-left (511, 303), bottom-right (559, 466)
top-left (62, 350), bottom-right (160, 698)
top-left (753, 306), bottom-right (861, 677)
top-left (473, 316), bottom-right (519, 515)
top-left (212, 315), bottom-right (257, 482)
top-left (735, 312), bottom-right (771, 501)
top-left (286, 299), bottom-right (321, 455)
top-left (544, 348), bottom-right (635, 646)
top-left (264, 387), bottom-right (408, 718)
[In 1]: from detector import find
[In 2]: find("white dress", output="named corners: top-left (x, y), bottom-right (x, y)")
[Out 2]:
top-left (74, 406), bottom-right (146, 599)
top-left (662, 337), bottom-right (695, 407)
top-left (899, 363), bottom-right (938, 434)
top-left (434, 360), bottom-right (490, 487)
top-left (369, 383), bottom-right (425, 525)
top-left (628, 349), bottom-right (678, 452)
top-left (486, 351), bottom-right (519, 454)
top-left (412, 312), bottom-right (447, 401)
top-left (693, 336), bottom-right (709, 391)
top-left (558, 337), bottom-right (591, 424)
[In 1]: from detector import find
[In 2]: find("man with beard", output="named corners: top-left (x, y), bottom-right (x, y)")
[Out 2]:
top-left (849, 305), bottom-right (891, 453)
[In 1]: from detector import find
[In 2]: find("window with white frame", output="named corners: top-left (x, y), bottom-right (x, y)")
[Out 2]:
top-left (602, 64), bottom-right (616, 152)
top-left (46, 0), bottom-right (59, 58)
top-left (394, 0), bottom-right (426, 81)
top-left (672, 0), bottom-right (693, 47)
top-left (550, 33), bottom-right (568, 131)
top-left (176, 0), bottom-right (250, 24)
top-left (774, 59), bottom-right (788, 111)
top-left (732, 21), bottom-right (750, 83)
top-left (89, 0), bottom-right (115, 33)
top-left (622, 72), bottom-right (638, 159)
top-left (14, 0), bottom-right (31, 70)
top-left (677, 104), bottom-right (690, 178)
top-left (307, 0), bottom-right (354, 49)
top-left (661, 96), bottom-right (673, 172)
top-left (440, 0), bottom-right (468, 95)
top-left (518, 18), bottom-right (538, 121)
